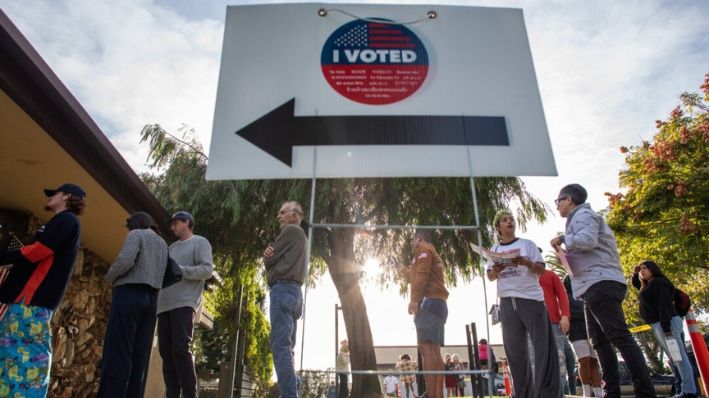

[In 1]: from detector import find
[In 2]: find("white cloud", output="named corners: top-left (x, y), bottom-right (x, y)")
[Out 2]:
top-left (1, 0), bottom-right (707, 370)
top-left (1, 0), bottom-right (223, 173)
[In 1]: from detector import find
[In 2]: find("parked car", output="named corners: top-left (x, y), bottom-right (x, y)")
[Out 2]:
top-left (619, 361), bottom-right (675, 396)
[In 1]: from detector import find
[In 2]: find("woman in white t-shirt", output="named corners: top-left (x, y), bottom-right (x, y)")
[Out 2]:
top-left (486, 210), bottom-right (561, 398)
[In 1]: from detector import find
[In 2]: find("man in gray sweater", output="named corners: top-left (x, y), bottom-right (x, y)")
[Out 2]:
top-left (550, 184), bottom-right (655, 398)
top-left (157, 211), bottom-right (214, 398)
top-left (264, 201), bottom-right (307, 398)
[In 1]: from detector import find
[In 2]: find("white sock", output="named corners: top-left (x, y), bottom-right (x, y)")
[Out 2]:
top-left (593, 386), bottom-right (603, 397)
top-left (582, 384), bottom-right (592, 397)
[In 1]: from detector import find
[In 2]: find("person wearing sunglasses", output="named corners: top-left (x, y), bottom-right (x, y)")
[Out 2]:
top-left (550, 184), bottom-right (656, 398)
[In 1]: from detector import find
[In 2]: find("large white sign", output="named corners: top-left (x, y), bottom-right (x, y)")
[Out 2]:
top-left (207, 3), bottom-right (557, 180)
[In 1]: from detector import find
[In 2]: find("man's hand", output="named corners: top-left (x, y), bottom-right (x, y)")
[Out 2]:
top-left (264, 245), bottom-right (274, 258)
top-left (560, 315), bottom-right (570, 334)
top-left (511, 256), bottom-right (533, 268)
top-left (492, 263), bottom-right (507, 273)
top-left (408, 301), bottom-right (418, 315)
top-left (550, 236), bottom-right (564, 250)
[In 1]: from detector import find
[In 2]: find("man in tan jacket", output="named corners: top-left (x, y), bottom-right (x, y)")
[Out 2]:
top-left (397, 230), bottom-right (449, 398)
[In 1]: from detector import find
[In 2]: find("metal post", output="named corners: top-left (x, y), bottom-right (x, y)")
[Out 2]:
top-left (471, 323), bottom-right (483, 397)
top-left (467, 178), bottom-right (490, 343)
top-left (466, 147), bottom-right (493, 395)
top-left (465, 324), bottom-right (475, 397)
top-left (335, 304), bottom-right (340, 393)
top-left (235, 292), bottom-right (249, 398)
top-left (299, 149), bottom-right (318, 370)
top-left (228, 285), bottom-right (244, 398)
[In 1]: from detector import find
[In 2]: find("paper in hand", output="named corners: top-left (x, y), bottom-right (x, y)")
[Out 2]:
top-left (665, 337), bottom-right (683, 362)
top-left (555, 247), bottom-right (574, 276)
top-left (470, 243), bottom-right (520, 264)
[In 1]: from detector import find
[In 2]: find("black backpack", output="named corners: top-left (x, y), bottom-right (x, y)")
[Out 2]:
top-left (674, 288), bottom-right (691, 317)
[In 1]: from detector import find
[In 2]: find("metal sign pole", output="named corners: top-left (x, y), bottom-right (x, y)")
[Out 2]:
top-left (228, 285), bottom-right (244, 398)
top-left (299, 149), bottom-right (318, 371)
top-left (466, 147), bottom-right (493, 395)
top-left (466, 156), bottom-right (491, 342)
top-left (469, 177), bottom-right (490, 340)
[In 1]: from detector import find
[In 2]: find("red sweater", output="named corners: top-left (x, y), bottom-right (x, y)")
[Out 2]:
top-left (539, 270), bottom-right (570, 324)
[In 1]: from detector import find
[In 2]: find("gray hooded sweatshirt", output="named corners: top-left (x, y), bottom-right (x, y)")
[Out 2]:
top-left (564, 203), bottom-right (626, 299)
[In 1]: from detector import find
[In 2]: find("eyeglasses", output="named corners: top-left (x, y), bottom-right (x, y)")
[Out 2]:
top-left (554, 196), bottom-right (569, 205)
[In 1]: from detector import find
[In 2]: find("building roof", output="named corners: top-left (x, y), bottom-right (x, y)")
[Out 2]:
top-left (0, 9), bottom-right (169, 261)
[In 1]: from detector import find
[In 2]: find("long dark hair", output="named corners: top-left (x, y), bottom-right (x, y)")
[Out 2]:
top-left (126, 212), bottom-right (157, 232)
top-left (639, 260), bottom-right (666, 290)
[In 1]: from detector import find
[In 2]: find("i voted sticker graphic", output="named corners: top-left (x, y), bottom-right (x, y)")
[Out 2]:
top-left (321, 19), bottom-right (429, 105)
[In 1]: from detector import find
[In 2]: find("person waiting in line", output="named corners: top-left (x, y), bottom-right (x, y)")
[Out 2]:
top-left (478, 339), bottom-right (493, 395)
top-left (444, 353), bottom-right (458, 397)
top-left (0, 183), bottom-right (86, 397)
top-left (632, 260), bottom-right (698, 398)
top-left (551, 184), bottom-right (656, 398)
top-left (326, 381), bottom-right (337, 398)
top-left (487, 209), bottom-right (561, 398)
top-left (383, 373), bottom-right (399, 398)
top-left (451, 354), bottom-right (465, 397)
top-left (262, 202), bottom-right (307, 398)
top-left (395, 230), bottom-right (449, 398)
top-left (396, 353), bottom-right (418, 398)
top-left (97, 212), bottom-right (168, 397)
top-left (479, 338), bottom-right (489, 369)
top-left (564, 275), bottom-right (602, 397)
top-left (336, 339), bottom-right (350, 398)
top-left (533, 268), bottom-right (575, 394)
top-left (158, 211), bottom-right (214, 398)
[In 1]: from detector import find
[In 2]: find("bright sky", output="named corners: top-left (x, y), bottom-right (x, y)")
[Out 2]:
top-left (2, 0), bottom-right (708, 372)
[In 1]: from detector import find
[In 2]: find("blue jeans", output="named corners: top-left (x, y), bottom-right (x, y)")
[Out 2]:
top-left (414, 298), bottom-right (447, 346)
top-left (551, 323), bottom-right (572, 394)
top-left (270, 283), bottom-right (303, 398)
top-left (651, 316), bottom-right (697, 395)
top-left (563, 334), bottom-right (577, 393)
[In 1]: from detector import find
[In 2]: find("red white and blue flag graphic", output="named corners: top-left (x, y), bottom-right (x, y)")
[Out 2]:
top-left (321, 19), bottom-right (429, 105)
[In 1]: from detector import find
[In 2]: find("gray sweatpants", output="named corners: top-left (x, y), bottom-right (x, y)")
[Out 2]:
top-left (500, 297), bottom-right (562, 398)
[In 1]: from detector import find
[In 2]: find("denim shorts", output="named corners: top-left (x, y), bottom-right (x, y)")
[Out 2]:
top-left (414, 298), bottom-right (448, 346)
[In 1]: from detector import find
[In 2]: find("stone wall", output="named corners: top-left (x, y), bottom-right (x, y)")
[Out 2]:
top-left (48, 248), bottom-right (112, 397)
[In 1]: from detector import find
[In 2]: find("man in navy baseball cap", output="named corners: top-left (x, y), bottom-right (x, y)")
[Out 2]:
top-left (170, 211), bottom-right (194, 228)
top-left (0, 182), bottom-right (85, 395)
top-left (43, 183), bottom-right (86, 198)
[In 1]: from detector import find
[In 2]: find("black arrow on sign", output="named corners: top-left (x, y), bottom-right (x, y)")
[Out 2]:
top-left (235, 98), bottom-right (509, 167)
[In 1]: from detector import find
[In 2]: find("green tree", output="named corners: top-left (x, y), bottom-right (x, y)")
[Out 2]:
top-left (606, 73), bottom-right (709, 371)
top-left (140, 128), bottom-right (275, 392)
top-left (139, 124), bottom-right (548, 397)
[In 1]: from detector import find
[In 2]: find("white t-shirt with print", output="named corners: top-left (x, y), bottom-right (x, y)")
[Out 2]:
top-left (486, 237), bottom-right (544, 301)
